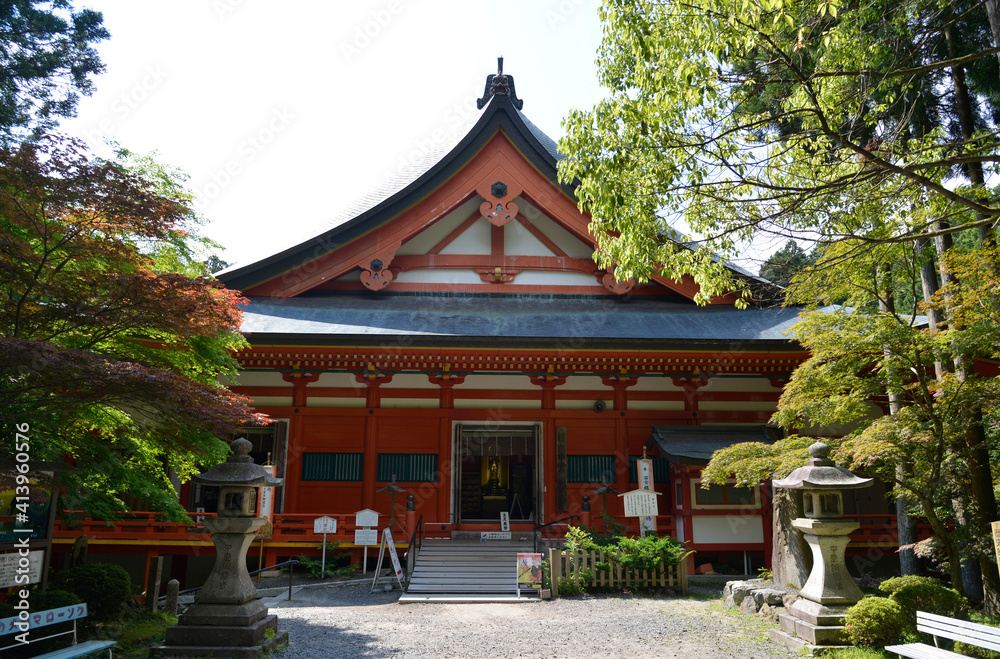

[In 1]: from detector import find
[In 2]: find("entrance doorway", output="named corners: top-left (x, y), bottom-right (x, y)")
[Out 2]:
top-left (455, 425), bottom-right (540, 523)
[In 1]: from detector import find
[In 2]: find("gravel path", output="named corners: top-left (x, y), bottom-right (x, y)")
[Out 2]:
top-left (268, 584), bottom-right (800, 659)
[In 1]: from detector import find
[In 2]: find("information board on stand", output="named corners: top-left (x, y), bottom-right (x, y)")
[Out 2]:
top-left (370, 528), bottom-right (405, 593)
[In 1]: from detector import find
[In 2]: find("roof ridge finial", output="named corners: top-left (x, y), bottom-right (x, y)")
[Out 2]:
top-left (477, 56), bottom-right (524, 110)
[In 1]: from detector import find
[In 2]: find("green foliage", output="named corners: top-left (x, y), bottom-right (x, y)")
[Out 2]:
top-left (890, 583), bottom-right (968, 621)
top-left (561, 525), bottom-right (690, 594)
top-left (0, 588), bottom-right (80, 618)
top-left (0, 1), bottom-right (108, 143)
top-left (557, 577), bottom-right (586, 596)
top-left (759, 240), bottom-right (818, 289)
top-left (50, 562), bottom-right (133, 622)
top-left (844, 597), bottom-right (909, 648)
top-left (0, 135), bottom-right (264, 520)
top-left (290, 542), bottom-right (359, 578)
top-left (878, 575), bottom-right (944, 595)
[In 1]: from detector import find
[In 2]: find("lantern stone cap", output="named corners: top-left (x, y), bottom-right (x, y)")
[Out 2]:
top-left (191, 438), bottom-right (283, 488)
top-left (377, 481), bottom-right (407, 494)
top-left (772, 442), bottom-right (872, 491)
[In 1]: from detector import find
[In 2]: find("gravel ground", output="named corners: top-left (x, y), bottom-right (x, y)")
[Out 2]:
top-left (267, 583), bottom-right (800, 659)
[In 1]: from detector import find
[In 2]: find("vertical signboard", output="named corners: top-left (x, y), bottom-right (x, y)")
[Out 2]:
top-left (637, 458), bottom-right (656, 536)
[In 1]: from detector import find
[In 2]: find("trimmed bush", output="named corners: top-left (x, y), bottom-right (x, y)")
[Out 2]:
top-left (890, 582), bottom-right (968, 621)
top-left (878, 575), bottom-right (942, 595)
top-left (0, 589), bottom-right (80, 619)
top-left (844, 597), bottom-right (909, 648)
top-left (50, 562), bottom-right (132, 622)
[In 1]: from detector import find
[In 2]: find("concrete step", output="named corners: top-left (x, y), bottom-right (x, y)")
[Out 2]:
top-left (405, 541), bottom-right (537, 597)
top-left (398, 593), bottom-right (540, 604)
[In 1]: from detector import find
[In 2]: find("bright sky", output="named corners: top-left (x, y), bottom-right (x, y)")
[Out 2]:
top-left (59, 0), bottom-right (608, 268)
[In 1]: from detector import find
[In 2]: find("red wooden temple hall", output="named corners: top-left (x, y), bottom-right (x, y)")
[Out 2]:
top-left (53, 62), bottom-right (901, 585)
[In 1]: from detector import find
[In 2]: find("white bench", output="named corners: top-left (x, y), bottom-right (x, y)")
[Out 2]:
top-left (0, 603), bottom-right (115, 658)
top-left (886, 610), bottom-right (1000, 658)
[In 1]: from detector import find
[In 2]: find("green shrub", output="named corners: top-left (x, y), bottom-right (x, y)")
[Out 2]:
top-left (844, 597), bottom-right (909, 648)
top-left (50, 562), bottom-right (132, 622)
top-left (557, 577), bottom-right (585, 596)
top-left (889, 583), bottom-right (968, 621)
top-left (878, 575), bottom-right (942, 595)
top-left (290, 541), bottom-right (359, 578)
top-left (0, 589), bottom-right (80, 618)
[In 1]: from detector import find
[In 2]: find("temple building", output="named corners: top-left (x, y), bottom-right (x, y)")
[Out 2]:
top-left (53, 63), bottom-right (904, 588)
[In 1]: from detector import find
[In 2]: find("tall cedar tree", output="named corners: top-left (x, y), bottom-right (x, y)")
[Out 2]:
top-left (0, 1), bottom-right (108, 144)
top-left (0, 135), bottom-right (267, 520)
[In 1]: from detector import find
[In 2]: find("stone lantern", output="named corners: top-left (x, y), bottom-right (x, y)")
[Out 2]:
top-left (771, 442), bottom-right (872, 651)
top-left (151, 438), bottom-right (287, 658)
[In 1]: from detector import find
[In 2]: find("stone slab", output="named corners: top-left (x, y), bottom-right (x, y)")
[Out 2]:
top-left (150, 630), bottom-right (288, 659)
top-left (793, 617), bottom-right (846, 645)
top-left (166, 614), bottom-right (278, 648)
top-left (178, 599), bottom-right (268, 627)
top-left (769, 629), bottom-right (852, 656)
top-left (789, 598), bottom-right (849, 626)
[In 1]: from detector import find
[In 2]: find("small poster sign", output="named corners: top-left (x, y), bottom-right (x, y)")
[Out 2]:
top-left (0, 550), bottom-right (43, 588)
top-left (516, 553), bottom-right (543, 597)
top-left (313, 516), bottom-right (337, 535)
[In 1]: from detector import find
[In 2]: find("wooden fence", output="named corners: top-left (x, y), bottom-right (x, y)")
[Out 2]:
top-left (547, 548), bottom-right (688, 597)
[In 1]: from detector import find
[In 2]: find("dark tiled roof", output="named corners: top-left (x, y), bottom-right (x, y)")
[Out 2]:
top-left (647, 425), bottom-right (778, 465)
top-left (240, 294), bottom-right (815, 347)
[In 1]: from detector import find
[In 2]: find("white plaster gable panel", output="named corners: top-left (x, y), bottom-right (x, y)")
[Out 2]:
top-left (393, 269), bottom-right (485, 284)
top-left (692, 515), bottom-right (764, 544)
top-left (460, 374), bottom-right (535, 391)
top-left (518, 199), bottom-right (594, 258)
top-left (506, 215), bottom-right (557, 256)
top-left (513, 271), bottom-right (599, 286)
top-left (438, 217), bottom-right (492, 255)
top-left (396, 198), bottom-right (482, 256)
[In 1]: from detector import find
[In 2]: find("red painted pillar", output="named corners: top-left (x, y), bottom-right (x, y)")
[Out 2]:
top-left (281, 371), bottom-right (320, 513)
top-left (355, 372), bottom-right (392, 510)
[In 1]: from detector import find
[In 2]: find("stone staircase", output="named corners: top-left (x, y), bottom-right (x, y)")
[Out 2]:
top-left (398, 539), bottom-right (540, 603)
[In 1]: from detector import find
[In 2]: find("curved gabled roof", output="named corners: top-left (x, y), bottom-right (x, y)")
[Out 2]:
top-left (217, 92), bottom-right (568, 293)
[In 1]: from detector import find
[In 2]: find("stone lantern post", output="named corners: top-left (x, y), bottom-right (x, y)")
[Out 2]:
top-left (770, 442), bottom-right (872, 651)
top-left (151, 438), bottom-right (288, 658)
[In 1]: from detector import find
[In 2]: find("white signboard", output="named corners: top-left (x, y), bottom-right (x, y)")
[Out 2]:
top-left (384, 528), bottom-right (404, 582)
top-left (355, 509), bottom-right (379, 528)
top-left (0, 550), bottom-right (44, 588)
top-left (481, 531), bottom-right (511, 540)
top-left (500, 512), bottom-right (510, 532)
top-left (256, 465), bottom-right (276, 520)
top-left (313, 516), bottom-right (337, 534)
top-left (619, 489), bottom-right (661, 518)
top-left (354, 529), bottom-right (378, 546)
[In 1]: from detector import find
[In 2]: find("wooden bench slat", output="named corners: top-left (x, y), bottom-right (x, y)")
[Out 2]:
top-left (884, 642), bottom-right (962, 659)
top-left (31, 639), bottom-right (117, 659)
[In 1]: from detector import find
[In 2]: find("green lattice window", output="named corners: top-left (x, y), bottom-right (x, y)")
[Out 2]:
top-left (567, 455), bottom-right (617, 484)
top-left (377, 453), bottom-right (438, 482)
top-left (301, 452), bottom-right (363, 481)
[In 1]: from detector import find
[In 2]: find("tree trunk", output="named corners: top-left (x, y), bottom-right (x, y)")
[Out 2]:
top-left (879, 267), bottom-right (917, 575)
top-left (986, 0), bottom-right (1000, 76)
top-left (771, 489), bottom-right (811, 588)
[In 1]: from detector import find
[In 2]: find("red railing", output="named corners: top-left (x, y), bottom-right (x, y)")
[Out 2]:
top-left (53, 511), bottom-right (406, 545)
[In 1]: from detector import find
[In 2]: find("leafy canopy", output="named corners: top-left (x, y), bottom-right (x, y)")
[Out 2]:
top-left (0, 135), bottom-right (265, 519)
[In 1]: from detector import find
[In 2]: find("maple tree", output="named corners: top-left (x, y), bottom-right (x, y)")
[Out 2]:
top-left (0, 135), bottom-right (265, 519)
